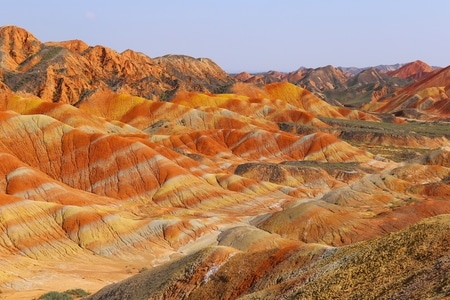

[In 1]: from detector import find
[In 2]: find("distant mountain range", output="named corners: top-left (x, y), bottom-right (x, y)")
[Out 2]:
top-left (339, 63), bottom-right (405, 74)
top-left (0, 25), bottom-right (443, 110)
top-left (234, 60), bottom-right (441, 108)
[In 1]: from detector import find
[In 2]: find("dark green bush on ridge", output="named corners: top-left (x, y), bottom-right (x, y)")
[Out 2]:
top-left (38, 289), bottom-right (90, 300)
top-left (38, 291), bottom-right (73, 300)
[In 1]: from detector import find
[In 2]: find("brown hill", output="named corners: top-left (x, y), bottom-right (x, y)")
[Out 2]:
top-left (296, 65), bottom-right (348, 93)
top-left (347, 67), bottom-right (387, 86)
top-left (387, 60), bottom-right (435, 80)
top-left (325, 67), bottom-right (410, 107)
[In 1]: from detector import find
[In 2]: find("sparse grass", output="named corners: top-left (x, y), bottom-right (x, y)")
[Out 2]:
top-left (41, 46), bottom-right (63, 62)
top-left (319, 117), bottom-right (450, 138)
top-left (282, 160), bottom-right (360, 173)
top-left (281, 117), bottom-right (447, 162)
top-left (64, 289), bottom-right (90, 298)
top-left (38, 291), bottom-right (73, 300)
top-left (8, 72), bottom-right (39, 90)
top-left (388, 200), bottom-right (403, 209)
top-left (317, 117), bottom-right (448, 162)
top-left (277, 122), bottom-right (319, 135)
top-left (406, 197), bottom-right (419, 203)
top-left (324, 85), bottom-right (375, 107)
top-left (38, 289), bottom-right (90, 300)
top-left (362, 145), bottom-right (429, 162)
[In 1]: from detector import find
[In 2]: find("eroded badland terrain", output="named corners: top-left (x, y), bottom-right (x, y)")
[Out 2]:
top-left (0, 26), bottom-right (449, 299)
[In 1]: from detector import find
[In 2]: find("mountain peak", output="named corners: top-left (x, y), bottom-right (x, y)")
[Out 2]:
top-left (387, 60), bottom-right (434, 80)
top-left (0, 25), bottom-right (37, 38)
top-left (0, 25), bottom-right (42, 67)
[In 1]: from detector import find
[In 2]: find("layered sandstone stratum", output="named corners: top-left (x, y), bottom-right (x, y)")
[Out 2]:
top-left (0, 26), bottom-right (449, 299)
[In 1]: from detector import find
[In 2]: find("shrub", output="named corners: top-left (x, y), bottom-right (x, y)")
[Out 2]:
top-left (65, 289), bottom-right (90, 297)
top-left (38, 291), bottom-right (73, 300)
top-left (38, 289), bottom-right (90, 300)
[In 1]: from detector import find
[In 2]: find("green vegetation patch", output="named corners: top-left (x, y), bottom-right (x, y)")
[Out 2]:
top-left (38, 289), bottom-right (90, 300)
top-left (319, 117), bottom-right (450, 138)
top-left (282, 160), bottom-right (360, 173)
top-left (41, 46), bottom-right (64, 62)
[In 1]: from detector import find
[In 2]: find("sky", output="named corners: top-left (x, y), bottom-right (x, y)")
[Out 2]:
top-left (1, 0), bottom-right (449, 72)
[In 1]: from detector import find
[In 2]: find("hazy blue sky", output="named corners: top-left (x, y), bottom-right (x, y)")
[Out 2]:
top-left (1, 1), bottom-right (449, 72)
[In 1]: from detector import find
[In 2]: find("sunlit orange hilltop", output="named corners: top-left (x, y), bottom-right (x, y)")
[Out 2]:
top-left (0, 26), bottom-right (449, 299)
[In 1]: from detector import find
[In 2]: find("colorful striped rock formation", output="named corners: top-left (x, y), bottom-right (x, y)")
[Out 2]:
top-left (0, 26), bottom-right (449, 299)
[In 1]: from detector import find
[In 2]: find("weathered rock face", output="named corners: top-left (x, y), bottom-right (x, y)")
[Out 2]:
top-left (0, 26), bottom-right (42, 69)
top-left (296, 65), bottom-right (348, 93)
top-left (153, 55), bottom-right (234, 95)
top-left (0, 26), bottom-right (234, 104)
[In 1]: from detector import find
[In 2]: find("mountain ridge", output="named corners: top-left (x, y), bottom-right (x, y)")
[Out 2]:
top-left (0, 25), bottom-right (233, 104)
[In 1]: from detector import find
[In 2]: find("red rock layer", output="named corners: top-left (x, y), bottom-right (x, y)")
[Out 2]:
top-left (387, 60), bottom-right (435, 80)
